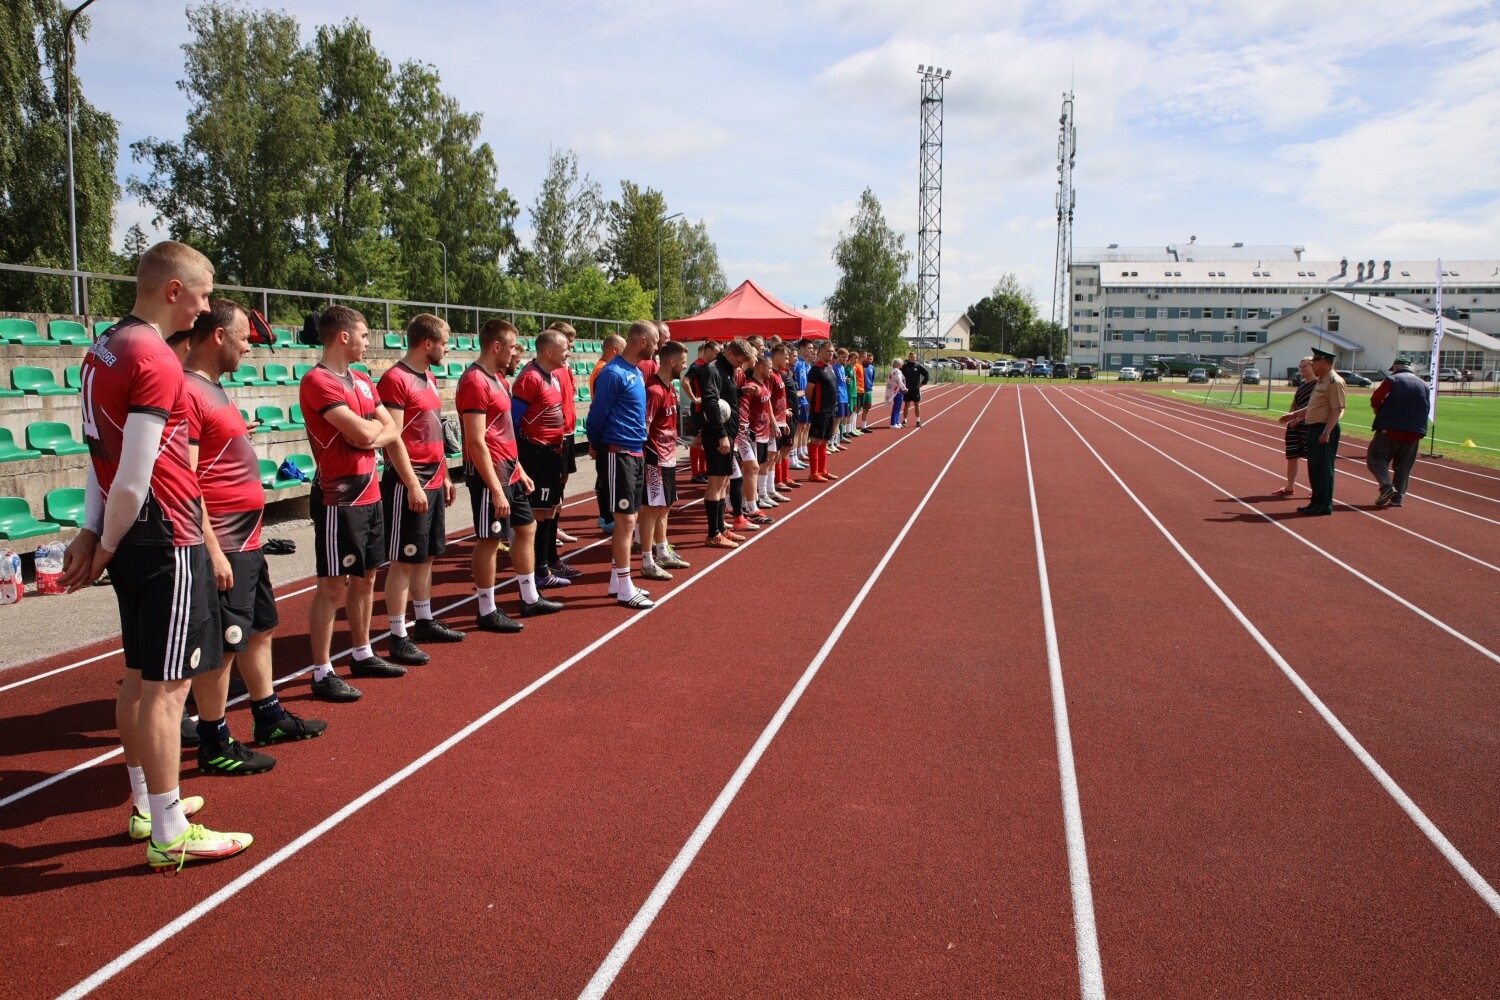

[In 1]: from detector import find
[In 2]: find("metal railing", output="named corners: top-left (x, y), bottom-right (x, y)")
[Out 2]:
top-left (0, 261), bottom-right (631, 336)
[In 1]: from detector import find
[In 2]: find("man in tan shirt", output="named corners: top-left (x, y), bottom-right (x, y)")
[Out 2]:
top-left (1280, 346), bottom-right (1345, 515)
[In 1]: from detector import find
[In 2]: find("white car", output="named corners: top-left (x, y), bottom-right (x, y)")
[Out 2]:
top-left (1117, 367), bottom-right (1140, 381)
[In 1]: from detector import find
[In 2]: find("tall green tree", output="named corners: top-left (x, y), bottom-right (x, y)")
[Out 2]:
top-left (676, 218), bottom-right (727, 318)
top-left (550, 267), bottom-right (653, 324)
top-left (824, 188), bottom-right (914, 362)
top-left (528, 148), bottom-right (604, 291)
top-left (0, 0), bottom-right (119, 311)
top-left (129, 2), bottom-right (326, 289)
top-left (604, 180), bottom-right (681, 318)
top-left (966, 272), bottom-right (1038, 355)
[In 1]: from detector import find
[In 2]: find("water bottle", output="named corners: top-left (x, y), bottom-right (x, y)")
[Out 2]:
top-left (0, 548), bottom-right (21, 605)
top-left (34, 541), bottom-right (65, 595)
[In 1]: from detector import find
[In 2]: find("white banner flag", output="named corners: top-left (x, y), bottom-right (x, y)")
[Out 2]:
top-left (1430, 260), bottom-right (1443, 423)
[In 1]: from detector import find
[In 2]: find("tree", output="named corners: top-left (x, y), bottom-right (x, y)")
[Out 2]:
top-left (528, 148), bottom-right (604, 291)
top-left (824, 188), bottom-right (914, 362)
top-left (676, 218), bottom-right (727, 318)
top-left (966, 272), bottom-right (1038, 355)
top-left (604, 180), bottom-right (681, 316)
top-left (550, 266), bottom-right (653, 324)
top-left (0, 0), bottom-right (119, 312)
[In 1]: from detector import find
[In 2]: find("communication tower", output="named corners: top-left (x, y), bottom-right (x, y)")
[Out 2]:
top-left (1050, 92), bottom-right (1076, 361)
top-left (915, 65), bottom-right (950, 360)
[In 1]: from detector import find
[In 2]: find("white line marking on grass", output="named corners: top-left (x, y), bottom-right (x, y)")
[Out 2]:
top-left (577, 388), bottom-right (999, 1000)
top-left (1017, 389), bottom-right (1106, 1000)
top-left (1039, 389), bottom-right (1500, 920)
top-left (57, 386), bottom-right (987, 1000)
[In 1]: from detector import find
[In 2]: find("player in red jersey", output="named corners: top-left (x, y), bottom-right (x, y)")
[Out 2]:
top-left (182, 299), bottom-right (327, 777)
top-left (546, 321), bottom-right (582, 552)
top-left (639, 340), bottom-right (691, 581)
top-left (683, 342), bottom-right (714, 481)
top-left (378, 314), bottom-right (464, 666)
top-left (58, 241), bottom-right (252, 870)
top-left (511, 328), bottom-right (572, 589)
top-left (300, 306), bottom-right (407, 703)
top-left (458, 319), bottom-right (563, 629)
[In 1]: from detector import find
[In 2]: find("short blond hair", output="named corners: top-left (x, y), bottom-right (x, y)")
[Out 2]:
top-left (136, 240), bottom-right (213, 293)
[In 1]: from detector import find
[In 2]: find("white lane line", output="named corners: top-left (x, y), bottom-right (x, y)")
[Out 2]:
top-left (1061, 393), bottom-right (1500, 665)
top-left (57, 386), bottom-right (988, 1000)
top-left (1039, 389), bottom-right (1500, 920)
top-left (1017, 390), bottom-right (1106, 1000)
top-left (1083, 392), bottom-right (1500, 576)
top-left (577, 388), bottom-right (1000, 1000)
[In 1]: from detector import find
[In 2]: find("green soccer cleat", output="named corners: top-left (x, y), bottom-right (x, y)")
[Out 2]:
top-left (147, 823), bottom-right (253, 872)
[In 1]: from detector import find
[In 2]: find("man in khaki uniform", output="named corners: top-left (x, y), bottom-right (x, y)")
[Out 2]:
top-left (1281, 346), bottom-right (1346, 515)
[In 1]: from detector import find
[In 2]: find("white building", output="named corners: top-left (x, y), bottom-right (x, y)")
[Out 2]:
top-left (1067, 244), bottom-right (1500, 373)
top-left (898, 311), bottom-right (972, 351)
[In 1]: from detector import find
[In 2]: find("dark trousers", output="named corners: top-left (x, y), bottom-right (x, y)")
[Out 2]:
top-left (1366, 430), bottom-right (1420, 496)
top-left (1305, 422), bottom-right (1340, 513)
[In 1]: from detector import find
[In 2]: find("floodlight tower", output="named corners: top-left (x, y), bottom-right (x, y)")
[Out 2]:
top-left (1049, 91), bottom-right (1076, 363)
top-left (915, 65), bottom-right (950, 362)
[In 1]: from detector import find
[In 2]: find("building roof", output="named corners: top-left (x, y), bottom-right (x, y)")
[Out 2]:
top-left (1077, 258), bottom-right (1500, 290)
top-left (1263, 326), bottom-right (1368, 354)
top-left (1262, 291), bottom-right (1500, 353)
top-left (898, 311), bottom-right (971, 342)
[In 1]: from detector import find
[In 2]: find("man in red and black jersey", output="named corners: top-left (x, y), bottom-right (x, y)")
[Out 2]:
top-left (639, 340), bottom-right (691, 581)
top-left (547, 321), bottom-right (581, 546)
top-left (511, 328), bottom-right (572, 588)
top-left (684, 342), bottom-right (716, 482)
top-left (805, 341), bottom-right (841, 482)
top-left (182, 299), bottom-right (326, 777)
top-left (378, 314), bottom-right (463, 666)
top-left (299, 306), bottom-right (407, 703)
top-left (458, 319), bottom-right (563, 630)
top-left (59, 240), bottom-right (252, 870)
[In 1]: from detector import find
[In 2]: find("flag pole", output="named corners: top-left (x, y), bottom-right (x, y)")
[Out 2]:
top-left (1428, 260), bottom-right (1443, 457)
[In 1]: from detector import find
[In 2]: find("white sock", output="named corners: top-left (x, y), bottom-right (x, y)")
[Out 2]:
top-left (352, 644), bottom-right (373, 661)
top-left (613, 566), bottom-right (636, 601)
top-left (149, 788), bottom-right (189, 844)
top-left (312, 662), bottom-right (333, 682)
top-left (127, 764), bottom-right (149, 815)
top-left (518, 572), bottom-right (539, 604)
top-left (653, 542), bottom-right (669, 562)
top-left (389, 615), bottom-right (407, 638)
top-left (642, 549), bottom-right (657, 572)
top-left (477, 586), bottom-right (496, 616)
top-left (413, 599), bottom-right (433, 621)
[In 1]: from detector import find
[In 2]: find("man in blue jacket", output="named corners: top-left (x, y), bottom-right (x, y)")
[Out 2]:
top-left (1367, 357), bottom-right (1430, 508)
top-left (585, 320), bottom-right (655, 609)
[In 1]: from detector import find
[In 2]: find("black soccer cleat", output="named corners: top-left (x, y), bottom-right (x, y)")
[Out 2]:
top-left (311, 673), bottom-right (362, 702)
top-left (349, 654), bottom-right (407, 679)
top-left (520, 597), bottom-right (564, 618)
top-left (253, 711), bottom-right (328, 746)
top-left (198, 737), bottom-right (276, 777)
top-left (387, 635), bottom-right (431, 666)
top-left (411, 618), bottom-right (465, 643)
top-left (475, 610), bottom-right (524, 634)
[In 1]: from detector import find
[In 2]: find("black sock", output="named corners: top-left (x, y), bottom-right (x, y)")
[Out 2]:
top-left (708, 499), bottom-right (722, 537)
top-left (250, 693), bottom-right (287, 725)
top-left (730, 479), bottom-right (744, 517)
top-left (197, 716), bottom-right (230, 747)
top-left (546, 517), bottom-right (560, 568)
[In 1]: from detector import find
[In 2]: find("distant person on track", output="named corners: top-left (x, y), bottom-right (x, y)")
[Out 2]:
top-left (1366, 357), bottom-right (1430, 508)
top-left (182, 299), bottom-right (326, 779)
top-left (640, 339), bottom-right (691, 581)
top-left (805, 341), bottom-right (840, 482)
top-left (59, 240), bottom-right (252, 869)
top-left (1280, 346), bottom-right (1345, 516)
top-left (459, 320), bottom-right (564, 630)
top-left (511, 329), bottom-right (573, 587)
top-left (301, 306), bottom-right (408, 701)
top-left (888, 360), bottom-right (907, 428)
top-left (546, 321), bottom-right (582, 552)
top-left (586, 320), bottom-right (657, 609)
top-left (859, 352), bottom-right (876, 430)
top-left (377, 313), bottom-right (464, 667)
top-left (791, 339), bottom-right (814, 469)
top-left (699, 337), bottom-right (752, 547)
top-left (1274, 357), bottom-right (1316, 497)
top-left (901, 353), bottom-right (929, 428)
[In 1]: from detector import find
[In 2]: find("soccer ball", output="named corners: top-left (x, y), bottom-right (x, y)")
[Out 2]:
top-left (717, 399), bottom-right (732, 423)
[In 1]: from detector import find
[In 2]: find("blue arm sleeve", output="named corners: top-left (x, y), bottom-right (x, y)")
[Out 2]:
top-left (510, 396), bottom-right (529, 437)
top-left (585, 368), bottom-right (613, 445)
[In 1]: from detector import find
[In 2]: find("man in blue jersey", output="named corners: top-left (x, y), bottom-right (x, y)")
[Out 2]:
top-left (791, 339), bottom-right (813, 469)
top-left (585, 320), bottom-right (656, 610)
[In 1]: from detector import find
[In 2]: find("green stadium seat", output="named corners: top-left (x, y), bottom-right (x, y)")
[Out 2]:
top-left (222, 367), bottom-right (247, 387)
top-left (93, 320), bottom-right (117, 337)
top-left (26, 421), bottom-right (89, 456)
top-left (0, 385), bottom-right (21, 398)
top-left (349, 363), bottom-right (371, 376)
top-left (285, 452), bottom-right (315, 479)
top-left (576, 386), bottom-right (591, 403)
top-left (12, 366), bottom-right (77, 395)
top-left (273, 328), bottom-right (294, 348)
top-left (240, 408), bottom-right (252, 424)
top-left (48, 320), bottom-right (92, 345)
top-left (0, 318), bottom-right (49, 345)
top-left (454, 336), bottom-right (473, 351)
top-left (286, 403), bottom-right (306, 429)
top-left (44, 487), bottom-right (86, 527)
top-left (384, 333), bottom-right (404, 350)
top-left (252, 405), bottom-right (288, 432)
top-left (258, 457), bottom-right (278, 487)
top-left (0, 496), bottom-right (60, 540)
top-left (447, 361), bottom-right (466, 378)
top-left (261, 363), bottom-right (292, 385)
top-left (234, 363), bottom-right (268, 386)
top-left (293, 363), bottom-right (314, 380)
top-left (64, 364), bottom-right (82, 389)
top-left (0, 428), bottom-right (43, 462)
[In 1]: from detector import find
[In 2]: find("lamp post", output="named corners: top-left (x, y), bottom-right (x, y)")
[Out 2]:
top-left (657, 211), bottom-right (684, 320)
top-left (64, 0), bottom-right (101, 316)
top-left (424, 237), bottom-right (448, 322)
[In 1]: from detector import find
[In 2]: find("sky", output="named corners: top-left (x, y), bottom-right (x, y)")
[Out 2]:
top-left (76, 0), bottom-right (1500, 318)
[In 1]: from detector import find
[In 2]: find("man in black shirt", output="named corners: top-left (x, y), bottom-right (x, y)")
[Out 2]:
top-left (699, 337), bottom-right (753, 547)
top-left (901, 353), bottom-right (929, 428)
top-left (805, 342), bottom-right (840, 482)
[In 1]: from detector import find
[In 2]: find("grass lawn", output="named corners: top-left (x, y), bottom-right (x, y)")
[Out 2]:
top-left (1146, 385), bottom-right (1500, 469)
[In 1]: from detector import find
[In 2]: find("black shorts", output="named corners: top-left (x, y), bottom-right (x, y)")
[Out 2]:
top-left (470, 477), bottom-right (534, 538)
top-left (756, 440), bottom-right (769, 463)
top-left (112, 543), bottom-right (223, 682)
top-left (809, 412), bottom-right (836, 440)
top-left (905, 388), bottom-right (921, 403)
top-left (601, 450), bottom-right (645, 516)
top-left (519, 439), bottom-right (565, 509)
top-left (382, 473), bottom-right (446, 564)
top-left (313, 499), bottom-right (387, 578)
top-left (564, 439), bottom-right (578, 475)
top-left (220, 549), bottom-right (278, 651)
top-left (778, 429), bottom-right (794, 451)
top-left (644, 462), bottom-right (678, 507)
top-left (701, 434), bottom-right (735, 476)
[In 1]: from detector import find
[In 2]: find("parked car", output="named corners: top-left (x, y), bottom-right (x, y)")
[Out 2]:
top-left (1117, 367), bottom-right (1139, 381)
top-left (1005, 364), bottom-right (1030, 377)
top-left (1031, 363), bottom-right (1053, 377)
top-left (1241, 368), bottom-right (1261, 385)
top-left (987, 362), bottom-right (1007, 377)
top-left (1073, 364), bottom-right (1096, 380)
top-left (1140, 367), bottom-right (1161, 381)
top-left (1187, 368), bottom-right (1209, 383)
top-left (1051, 363), bottom-right (1072, 378)
top-left (1336, 370), bottom-right (1373, 387)
top-left (1439, 367), bottom-right (1462, 382)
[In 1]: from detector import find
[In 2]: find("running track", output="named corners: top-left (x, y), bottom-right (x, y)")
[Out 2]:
top-left (2, 383), bottom-right (1498, 998)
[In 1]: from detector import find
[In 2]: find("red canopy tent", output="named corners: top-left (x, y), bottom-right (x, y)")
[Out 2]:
top-left (665, 279), bottom-right (830, 342)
